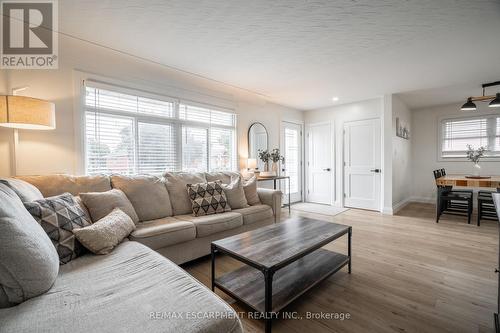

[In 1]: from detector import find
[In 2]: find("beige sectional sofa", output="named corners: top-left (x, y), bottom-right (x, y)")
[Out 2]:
top-left (0, 171), bottom-right (282, 333)
top-left (17, 172), bottom-right (282, 264)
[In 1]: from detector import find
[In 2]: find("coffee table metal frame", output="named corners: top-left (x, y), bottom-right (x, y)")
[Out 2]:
top-left (211, 223), bottom-right (351, 333)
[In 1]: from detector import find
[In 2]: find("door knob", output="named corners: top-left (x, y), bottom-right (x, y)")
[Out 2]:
top-left (323, 168), bottom-right (331, 171)
top-left (370, 169), bottom-right (381, 173)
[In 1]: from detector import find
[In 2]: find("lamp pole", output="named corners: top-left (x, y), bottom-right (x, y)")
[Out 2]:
top-left (10, 86), bottom-right (29, 176)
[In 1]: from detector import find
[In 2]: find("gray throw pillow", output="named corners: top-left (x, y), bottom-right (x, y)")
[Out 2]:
top-left (0, 178), bottom-right (43, 202)
top-left (164, 172), bottom-right (207, 215)
top-left (0, 183), bottom-right (59, 308)
top-left (24, 193), bottom-right (92, 264)
top-left (80, 189), bottom-right (140, 224)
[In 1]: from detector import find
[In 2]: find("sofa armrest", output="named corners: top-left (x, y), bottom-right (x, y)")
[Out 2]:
top-left (257, 188), bottom-right (282, 222)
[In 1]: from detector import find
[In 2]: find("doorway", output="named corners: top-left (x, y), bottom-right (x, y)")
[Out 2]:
top-left (281, 121), bottom-right (303, 203)
top-left (306, 122), bottom-right (333, 205)
top-left (343, 118), bottom-right (381, 211)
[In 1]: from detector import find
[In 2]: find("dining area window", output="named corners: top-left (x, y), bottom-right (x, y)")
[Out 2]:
top-left (440, 115), bottom-right (500, 158)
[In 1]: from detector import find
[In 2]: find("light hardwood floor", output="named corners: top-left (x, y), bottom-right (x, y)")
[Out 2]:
top-left (182, 203), bottom-right (498, 333)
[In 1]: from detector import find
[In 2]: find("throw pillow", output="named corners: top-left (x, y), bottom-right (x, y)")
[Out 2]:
top-left (221, 176), bottom-right (249, 209)
top-left (164, 172), bottom-right (207, 215)
top-left (24, 193), bottom-right (92, 264)
top-left (73, 208), bottom-right (136, 255)
top-left (243, 176), bottom-right (261, 205)
top-left (0, 183), bottom-right (59, 307)
top-left (187, 181), bottom-right (231, 216)
top-left (80, 189), bottom-right (139, 224)
top-left (111, 175), bottom-right (173, 221)
top-left (0, 178), bottom-right (43, 202)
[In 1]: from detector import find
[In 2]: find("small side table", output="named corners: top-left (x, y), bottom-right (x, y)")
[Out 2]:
top-left (257, 175), bottom-right (291, 213)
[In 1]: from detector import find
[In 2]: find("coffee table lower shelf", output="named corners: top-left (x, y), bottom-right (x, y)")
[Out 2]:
top-left (214, 248), bottom-right (349, 313)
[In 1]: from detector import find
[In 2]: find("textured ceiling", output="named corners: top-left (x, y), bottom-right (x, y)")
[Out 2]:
top-left (58, 0), bottom-right (500, 110)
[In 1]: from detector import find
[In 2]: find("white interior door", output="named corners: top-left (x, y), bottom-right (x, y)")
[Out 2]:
top-left (307, 122), bottom-right (333, 204)
top-left (281, 121), bottom-right (302, 203)
top-left (344, 118), bottom-right (381, 210)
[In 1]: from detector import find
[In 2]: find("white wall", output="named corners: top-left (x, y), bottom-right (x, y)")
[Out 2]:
top-left (0, 34), bottom-right (302, 177)
top-left (304, 98), bottom-right (384, 208)
top-left (391, 95), bottom-right (412, 211)
top-left (411, 102), bottom-right (500, 202)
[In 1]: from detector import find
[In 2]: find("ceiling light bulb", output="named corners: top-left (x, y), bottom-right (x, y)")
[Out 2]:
top-left (489, 93), bottom-right (500, 108)
top-left (461, 98), bottom-right (477, 111)
top-left (332, 97), bottom-right (339, 102)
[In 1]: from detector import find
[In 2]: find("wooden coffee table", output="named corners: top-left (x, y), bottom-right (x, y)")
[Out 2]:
top-left (211, 217), bottom-right (352, 333)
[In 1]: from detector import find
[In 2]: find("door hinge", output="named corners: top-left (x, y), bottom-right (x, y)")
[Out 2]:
top-left (343, 193), bottom-right (346, 198)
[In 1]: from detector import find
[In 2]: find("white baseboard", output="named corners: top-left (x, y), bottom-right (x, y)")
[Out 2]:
top-left (392, 197), bottom-right (413, 214)
top-left (409, 196), bottom-right (435, 204)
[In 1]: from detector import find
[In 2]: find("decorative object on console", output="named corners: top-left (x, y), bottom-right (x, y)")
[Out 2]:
top-left (73, 208), bottom-right (136, 255)
top-left (0, 93), bottom-right (56, 175)
top-left (247, 158), bottom-right (257, 171)
top-left (187, 181), bottom-right (231, 216)
top-left (270, 148), bottom-right (285, 175)
top-left (258, 149), bottom-right (271, 173)
top-left (24, 193), bottom-right (92, 264)
top-left (466, 144), bottom-right (487, 177)
top-left (460, 81), bottom-right (500, 111)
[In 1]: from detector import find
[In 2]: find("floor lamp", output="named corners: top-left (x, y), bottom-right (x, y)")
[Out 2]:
top-left (0, 95), bottom-right (56, 175)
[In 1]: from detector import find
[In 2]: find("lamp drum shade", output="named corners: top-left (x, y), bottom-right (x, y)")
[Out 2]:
top-left (0, 96), bottom-right (56, 130)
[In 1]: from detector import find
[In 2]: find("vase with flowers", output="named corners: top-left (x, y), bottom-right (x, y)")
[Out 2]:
top-left (270, 148), bottom-right (285, 175)
top-left (466, 144), bottom-right (487, 177)
top-left (258, 149), bottom-right (271, 172)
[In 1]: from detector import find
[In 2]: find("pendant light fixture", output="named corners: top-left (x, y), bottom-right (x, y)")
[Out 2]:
top-left (461, 98), bottom-right (477, 111)
top-left (461, 81), bottom-right (500, 111)
top-left (489, 93), bottom-right (500, 108)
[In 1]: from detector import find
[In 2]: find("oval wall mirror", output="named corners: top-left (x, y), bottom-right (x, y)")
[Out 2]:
top-left (248, 122), bottom-right (268, 170)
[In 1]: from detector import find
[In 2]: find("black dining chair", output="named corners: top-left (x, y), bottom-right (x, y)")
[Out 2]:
top-left (478, 189), bottom-right (500, 226)
top-left (433, 169), bottom-right (473, 223)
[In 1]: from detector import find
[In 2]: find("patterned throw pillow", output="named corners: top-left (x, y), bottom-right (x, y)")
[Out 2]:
top-left (24, 193), bottom-right (92, 264)
top-left (187, 181), bottom-right (231, 216)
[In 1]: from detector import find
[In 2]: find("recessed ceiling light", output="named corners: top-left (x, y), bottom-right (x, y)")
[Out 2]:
top-left (332, 97), bottom-right (339, 102)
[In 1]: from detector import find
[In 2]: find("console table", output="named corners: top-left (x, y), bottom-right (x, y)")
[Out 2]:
top-left (257, 175), bottom-right (291, 213)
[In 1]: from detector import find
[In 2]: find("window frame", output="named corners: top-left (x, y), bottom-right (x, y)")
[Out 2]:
top-left (437, 112), bottom-right (500, 162)
top-left (80, 79), bottom-right (238, 175)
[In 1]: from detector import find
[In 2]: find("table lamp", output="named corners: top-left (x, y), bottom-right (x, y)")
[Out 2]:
top-left (0, 95), bottom-right (56, 175)
top-left (247, 158), bottom-right (257, 171)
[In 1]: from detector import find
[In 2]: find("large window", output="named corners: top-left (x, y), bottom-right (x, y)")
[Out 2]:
top-left (84, 82), bottom-right (237, 175)
top-left (440, 115), bottom-right (500, 158)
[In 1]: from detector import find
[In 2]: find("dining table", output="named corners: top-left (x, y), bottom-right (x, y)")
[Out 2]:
top-left (436, 174), bottom-right (500, 189)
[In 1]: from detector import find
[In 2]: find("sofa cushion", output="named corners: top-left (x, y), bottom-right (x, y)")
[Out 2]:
top-left (221, 176), bottom-right (249, 210)
top-left (0, 241), bottom-right (243, 333)
top-left (129, 217), bottom-right (196, 249)
top-left (0, 178), bottom-right (43, 202)
top-left (80, 189), bottom-right (140, 224)
top-left (16, 174), bottom-right (111, 197)
top-left (73, 208), bottom-right (136, 255)
top-left (177, 212), bottom-right (243, 237)
top-left (164, 172), bottom-right (207, 215)
top-left (111, 175), bottom-right (173, 221)
top-left (205, 171), bottom-right (240, 184)
top-left (24, 193), bottom-right (93, 264)
top-left (233, 204), bottom-right (273, 225)
top-left (0, 183), bottom-right (59, 307)
top-left (243, 176), bottom-right (261, 205)
top-left (187, 181), bottom-right (230, 216)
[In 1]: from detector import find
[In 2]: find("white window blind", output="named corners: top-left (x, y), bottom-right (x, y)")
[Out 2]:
top-left (440, 115), bottom-right (500, 158)
top-left (84, 83), bottom-right (237, 175)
